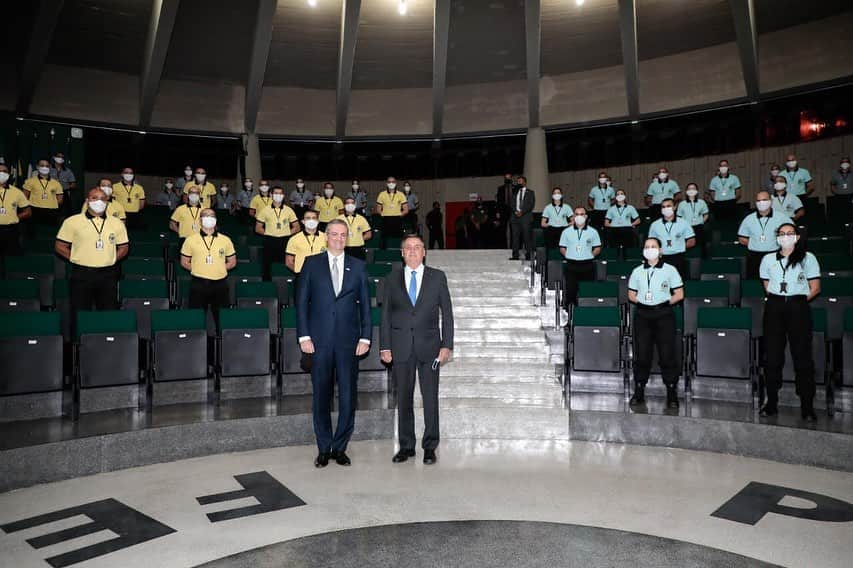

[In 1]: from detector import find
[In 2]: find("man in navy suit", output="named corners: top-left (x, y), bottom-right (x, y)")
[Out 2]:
top-left (297, 219), bottom-right (372, 468)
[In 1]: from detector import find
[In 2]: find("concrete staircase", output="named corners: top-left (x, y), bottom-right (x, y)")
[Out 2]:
top-left (411, 250), bottom-right (568, 441)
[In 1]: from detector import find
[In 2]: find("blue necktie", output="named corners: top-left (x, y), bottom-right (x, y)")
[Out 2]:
top-left (408, 270), bottom-right (418, 306)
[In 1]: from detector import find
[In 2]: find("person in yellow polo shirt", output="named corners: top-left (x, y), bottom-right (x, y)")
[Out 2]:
top-left (339, 196), bottom-right (372, 260)
top-left (23, 159), bottom-right (64, 227)
top-left (286, 209), bottom-right (326, 274)
top-left (255, 185), bottom-right (300, 280)
top-left (170, 186), bottom-right (204, 243)
top-left (180, 208), bottom-right (236, 327)
top-left (375, 175), bottom-right (408, 249)
top-left (55, 187), bottom-right (129, 329)
top-left (113, 167), bottom-right (146, 228)
top-left (0, 163), bottom-right (32, 257)
top-left (80, 178), bottom-right (127, 222)
top-left (314, 182), bottom-right (344, 231)
top-left (182, 167), bottom-right (217, 208)
top-left (249, 179), bottom-right (273, 219)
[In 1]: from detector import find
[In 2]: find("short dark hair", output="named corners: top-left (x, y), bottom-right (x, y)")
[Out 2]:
top-left (661, 198), bottom-right (674, 206)
top-left (401, 234), bottom-right (424, 249)
top-left (644, 237), bottom-right (662, 248)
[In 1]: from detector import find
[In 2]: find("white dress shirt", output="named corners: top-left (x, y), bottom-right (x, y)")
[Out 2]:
top-left (405, 263), bottom-right (425, 302)
top-left (516, 187), bottom-right (526, 212)
top-left (298, 251), bottom-right (369, 344)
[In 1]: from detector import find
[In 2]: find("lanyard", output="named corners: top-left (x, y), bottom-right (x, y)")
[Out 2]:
top-left (38, 178), bottom-right (49, 192)
top-left (0, 187), bottom-right (7, 207)
top-left (260, 196), bottom-right (271, 206)
top-left (614, 205), bottom-right (628, 219)
top-left (646, 266), bottom-right (657, 291)
top-left (757, 214), bottom-right (770, 235)
top-left (321, 198), bottom-right (334, 209)
top-left (575, 227), bottom-right (585, 242)
top-left (598, 186), bottom-right (608, 201)
top-left (272, 206), bottom-right (285, 222)
top-left (345, 215), bottom-right (357, 227)
top-left (89, 216), bottom-right (106, 238)
top-left (776, 194), bottom-right (787, 208)
top-left (201, 235), bottom-right (216, 255)
top-left (306, 233), bottom-right (320, 253)
top-left (188, 206), bottom-right (200, 222)
top-left (662, 220), bottom-right (675, 237)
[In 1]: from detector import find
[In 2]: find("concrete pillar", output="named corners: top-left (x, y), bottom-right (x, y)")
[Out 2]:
top-left (244, 131), bottom-right (262, 182)
top-left (523, 126), bottom-right (549, 212)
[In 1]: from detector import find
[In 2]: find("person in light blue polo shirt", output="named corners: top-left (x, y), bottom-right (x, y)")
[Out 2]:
top-left (781, 154), bottom-right (814, 197)
top-left (648, 198), bottom-right (694, 279)
top-left (627, 237), bottom-right (685, 409)
top-left (645, 167), bottom-right (680, 220)
top-left (604, 188), bottom-right (640, 252)
top-left (737, 190), bottom-right (792, 279)
top-left (758, 222), bottom-right (821, 421)
top-left (770, 176), bottom-right (804, 222)
top-left (558, 207), bottom-right (601, 307)
top-left (707, 159), bottom-right (742, 221)
top-left (677, 183), bottom-right (709, 256)
top-left (540, 186), bottom-right (573, 250)
top-left (587, 172), bottom-right (615, 230)
top-left (829, 156), bottom-right (852, 196)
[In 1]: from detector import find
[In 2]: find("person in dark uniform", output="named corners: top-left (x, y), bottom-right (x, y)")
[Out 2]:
top-left (495, 173), bottom-right (515, 248)
top-left (510, 176), bottom-right (535, 260)
top-left (759, 223), bottom-right (821, 421)
top-left (628, 237), bottom-right (684, 409)
top-left (425, 201), bottom-right (444, 250)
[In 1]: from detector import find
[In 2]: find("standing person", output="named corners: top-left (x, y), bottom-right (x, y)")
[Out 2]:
top-left (540, 187), bottom-right (572, 250)
top-left (510, 175), bottom-right (535, 260)
top-left (759, 223), bottom-right (820, 421)
top-left (255, 186), bottom-right (299, 280)
top-left (175, 165), bottom-right (193, 191)
top-left (454, 209), bottom-right (470, 249)
top-left (604, 188), bottom-right (640, 253)
top-left (235, 178), bottom-right (254, 225)
top-left (215, 182), bottom-right (236, 215)
top-left (762, 164), bottom-right (782, 194)
top-left (113, 167), bottom-right (146, 228)
top-left (248, 180), bottom-right (273, 220)
top-left (707, 159), bottom-right (741, 221)
top-left (648, 198), bottom-right (695, 279)
top-left (781, 154), bottom-right (814, 198)
top-left (426, 201), bottom-right (444, 250)
top-left (169, 186), bottom-right (204, 247)
top-left (315, 182), bottom-right (344, 232)
top-left (297, 219), bottom-right (371, 467)
top-left (469, 197), bottom-right (488, 249)
top-left (495, 173), bottom-right (515, 249)
top-left (289, 178), bottom-right (313, 221)
top-left (830, 156), bottom-right (852, 195)
top-left (286, 210), bottom-right (327, 275)
top-left (179, 209), bottom-right (237, 327)
top-left (23, 159), bottom-right (64, 228)
top-left (349, 179), bottom-right (368, 217)
top-left (155, 179), bottom-right (182, 210)
top-left (737, 191), bottom-right (792, 280)
top-left (0, 163), bottom-right (31, 258)
top-left (54, 187), bottom-right (129, 331)
top-left (338, 196), bottom-right (372, 260)
top-left (559, 207), bottom-right (602, 308)
top-left (770, 176), bottom-right (805, 222)
top-left (182, 167), bottom-right (217, 208)
top-left (645, 167), bottom-right (680, 219)
top-left (627, 238), bottom-right (684, 409)
top-left (587, 172), bottom-right (615, 231)
top-left (82, 179), bottom-right (127, 223)
top-left (676, 183), bottom-right (709, 256)
top-left (403, 181), bottom-right (419, 234)
top-left (50, 152), bottom-right (77, 215)
top-left (375, 176), bottom-right (408, 249)
top-left (380, 234), bottom-right (454, 465)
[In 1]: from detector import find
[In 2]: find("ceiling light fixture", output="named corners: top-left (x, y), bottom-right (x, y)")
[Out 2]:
top-left (398, 0), bottom-right (407, 16)
top-left (576, 0), bottom-right (585, 6)
top-left (307, 0), bottom-right (317, 7)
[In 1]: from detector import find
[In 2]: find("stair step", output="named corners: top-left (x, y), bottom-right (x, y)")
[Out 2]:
top-left (441, 360), bottom-right (557, 377)
top-left (454, 329), bottom-right (545, 343)
top-left (452, 343), bottom-right (550, 360)
top-left (450, 317), bottom-right (542, 330)
top-left (453, 306), bottom-right (541, 318)
top-left (453, 296), bottom-right (535, 307)
top-left (412, 406), bottom-right (569, 440)
top-left (438, 382), bottom-right (563, 403)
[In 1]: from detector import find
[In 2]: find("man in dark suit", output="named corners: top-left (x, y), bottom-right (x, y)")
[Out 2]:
top-left (380, 234), bottom-right (454, 465)
top-left (297, 219), bottom-right (372, 468)
top-left (510, 175), bottom-right (535, 260)
top-left (495, 173), bottom-right (515, 248)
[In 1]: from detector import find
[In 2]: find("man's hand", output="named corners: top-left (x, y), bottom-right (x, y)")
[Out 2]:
top-left (300, 339), bottom-right (315, 354)
top-left (514, 211), bottom-right (522, 218)
top-left (437, 348), bottom-right (452, 364)
top-left (355, 342), bottom-right (370, 357)
top-left (380, 350), bottom-right (393, 364)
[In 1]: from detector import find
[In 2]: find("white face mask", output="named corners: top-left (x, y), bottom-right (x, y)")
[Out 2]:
top-left (184, 169), bottom-right (193, 177)
top-left (574, 215), bottom-right (587, 227)
top-left (661, 206), bottom-right (674, 217)
top-left (352, 184), bottom-right (359, 190)
top-left (841, 162), bottom-right (850, 170)
top-left (201, 216), bottom-right (217, 230)
top-left (719, 166), bottom-right (729, 174)
top-left (101, 185), bottom-right (113, 196)
top-left (344, 203), bottom-right (356, 213)
top-left (54, 157), bottom-right (64, 165)
top-left (777, 235), bottom-right (797, 249)
top-left (756, 200), bottom-right (771, 212)
top-left (786, 160), bottom-right (797, 169)
top-left (122, 173), bottom-right (134, 182)
top-left (643, 247), bottom-right (660, 261)
top-left (244, 182), bottom-right (253, 189)
top-left (0, 172), bottom-right (9, 184)
top-left (404, 185), bottom-right (411, 192)
top-left (88, 200), bottom-right (107, 214)
top-left (259, 185), bottom-right (270, 193)
top-left (188, 193), bottom-right (200, 205)
top-left (552, 194), bottom-right (562, 201)
top-left (220, 186), bottom-right (228, 193)
top-left (304, 219), bottom-right (319, 231)
top-left (774, 182), bottom-right (786, 192)
top-left (770, 169), bottom-right (780, 177)
top-left (686, 189), bottom-right (698, 198)
top-left (324, 189), bottom-right (334, 197)
top-left (598, 178), bottom-right (608, 185)
top-left (387, 183), bottom-right (397, 190)
top-left (272, 194), bottom-right (284, 204)
top-left (615, 194), bottom-right (626, 202)
top-left (296, 182), bottom-right (305, 189)
top-left (658, 173), bottom-right (668, 181)
top-left (195, 174), bottom-right (206, 182)
top-left (38, 166), bottom-right (50, 176)
top-left (165, 182), bottom-right (174, 190)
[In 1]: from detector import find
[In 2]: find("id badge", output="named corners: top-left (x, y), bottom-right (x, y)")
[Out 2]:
top-left (95, 239), bottom-right (104, 250)
top-left (645, 291), bottom-right (653, 302)
top-left (127, 197), bottom-right (132, 203)
top-left (192, 223), bottom-right (199, 232)
top-left (205, 255), bottom-right (214, 265)
top-left (666, 239), bottom-right (672, 247)
top-left (575, 245), bottom-right (583, 254)
top-left (759, 234), bottom-right (766, 242)
top-left (42, 192), bottom-right (48, 200)
top-left (349, 231), bottom-right (354, 238)
top-left (276, 222), bottom-right (282, 230)
top-left (0, 207), bottom-right (6, 215)
top-left (779, 282), bottom-right (788, 294)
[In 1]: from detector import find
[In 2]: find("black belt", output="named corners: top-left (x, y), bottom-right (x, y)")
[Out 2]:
top-left (191, 275), bottom-right (228, 283)
top-left (637, 301), bottom-right (671, 311)
top-left (767, 293), bottom-right (807, 302)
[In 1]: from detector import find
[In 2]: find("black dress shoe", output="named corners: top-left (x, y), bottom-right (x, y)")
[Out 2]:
top-left (392, 449), bottom-right (415, 463)
top-left (629, 386), bottom-right (645, 406)
top-left (509, 256), bottom-right (520, 261)
top-left (332, 450), bottom-right (351, 466)
top-left (666, 387), bottom-right (679, 409)
top-left (759, 404), bottom-right (778, 417)
top-left (423, 449), bottom-right (437, 465)
top-left (314, 452), bottom-right (331, 468)
top-left (801, 407), bottom-right (817, 422)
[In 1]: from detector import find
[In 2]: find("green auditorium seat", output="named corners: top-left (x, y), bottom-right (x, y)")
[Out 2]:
top-left (236, 281), bottom-right (279, 334)
top-left (76, 310), bottom-right (139, 389)
top-left (566, 306), bottom-right (624, 392)
top-left (811, 278), bottom-right (853, 342)
top-left (820, 255), bottom-right (853, 279)
top-left (271, 264), bottom-right (297, 307)
top-left (122, 257), bottom-right (167, 281)
top-left (0, 311), bottom-right (63, 396)
top-left (372, 249), bottom-right (402, 264)
top-left (119, 279), bottom-right (170, 340)
top-left (683, 280), bottom-right (730, 337)
top-left (0, 279), bottom-right (41, 311)
top-left (218, 308), bottom-right (271, 377)
top-left (4, 254), bottom-right (55, 308)
top-left (227, 262), bottom-right (263, 305)
top-left (278, 306), bottom-right (304, 375)
top-left (150, 309), bottom-right (208, 383)
top-left (699, 258), bottom-right (742, 305)
top-left (691, 307), bottom-right (753, 402)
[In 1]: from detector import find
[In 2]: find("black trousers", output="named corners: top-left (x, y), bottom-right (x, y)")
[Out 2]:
top-left (590, 210), bottom-right (606, 231)
top-left (544, 226), bottom-right (564, 250)
top-left (345, 246), bottom-right (365, 260)
top-left (562, 259), bottom-right (595, 307)
top-left (125, 210), bottom-right (145, 230)
top-left (69, 264), bottom-right (120, 334)
top-left (662, 253), bottom-right (687, 280)
top-left (510, 218), bottom-right (533, 259)
top-left (262, 235), bottom-right (289, 280)
top-left (692, 224), bottom-right (707, 257)
top-left (648, 204), bottom-right (662, 220)
top-left (608, 227), bottom-right (637, 253)
top-left (189, 276), bottom-right (229, 328)
top-left (404, 211), bottom-right (418, 234)
top-left (713, 200), bottom-right (738, 222)
top-left (30, 207), bottom-right (59, 227)
top-left (763, 295), bottom-right (815, 404)
top-left (746, 250), bottom-right (766, 280)
top-left (393, 349), bottom-right (440, 451)
top-left (382, 216), bottom-right (403, 249)
top-left (0, 224), bottom-right (23, 260)
top-left (633, 303), bottom-right (679, 387)
top-left (428, 229), bottom-right (444, 250)
top-left (311, 342), bottom-right (359, 453)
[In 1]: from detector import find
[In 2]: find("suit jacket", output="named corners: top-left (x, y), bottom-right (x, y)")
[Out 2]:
top-left (296, 252), bottom-right (371, 349)
top-left (511, 187), bottom-right (535, 222)
top-left (380, 265), bottom-right (454, 363)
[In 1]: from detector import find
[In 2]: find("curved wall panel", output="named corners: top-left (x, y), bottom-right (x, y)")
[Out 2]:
top-left (30, 65), bottom-right (139, 125)
top-left (256, 86), bottom-right (336, 136)
top-left (540, 65), bottom-right (629, 126)
top-left (150, 79), bottom-right (245, 134)
top-left (347, 87), bottom-right (432, 136)
top-left (443, 80), bottom-right (528, 134)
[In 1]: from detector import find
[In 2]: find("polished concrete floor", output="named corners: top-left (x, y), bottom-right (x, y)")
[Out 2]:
top-left (1, 440), bottom-right (851, 568)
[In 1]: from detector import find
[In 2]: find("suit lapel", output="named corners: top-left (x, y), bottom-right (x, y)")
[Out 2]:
top-left (340, 256), bottom-right (353, 295)
top-left (319, 253), bottom-right (336, 298)
top-left (414, 267), bottom-right (429, 308)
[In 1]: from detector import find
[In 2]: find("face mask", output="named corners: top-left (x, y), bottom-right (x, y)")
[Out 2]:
top-left (574, 215), bottom-right (587, 227)
top-left (122, 173), bottom-right (134, 182)
top-left (352, 184), bottom-right (359, 190)
top-left (304, 219), bottom-right (319, 231)
top-left (345, 203), bottom-right (356, 213)
top-left (615, 194), bottom-right (626, 202)
top-left (686, 189), bottom-right (698, 198)
top-left (54, 157), bottom-right (64, 165)
top-left (324, 189), bottom-right (334, 198)
top-left (774, 182), bottom-right (786, 192)
top-left (643, 247), bottom-right (660, 261)
top-left (195, 174), bottom-right (206, 182)
top-left (201, 216), bottom-right (217, 230)
top-left (0, 172), bottom-right (9, 184)
top-left (259, 185), bottom-right (270, 193)
top-left (296, 182), bottom-right (305, 189)
top-left (552, 194), bottom-right (562, 201)
top-left (272, 194), bottom-right (284, 204)
top-left (38, 166), bottom-right (50, 176)
top-left (188, 193), bottom-right (200, 205)
top-left (756, 200), bottom-right (771, 212)
top-left (88, 200), bottom-right (107, 214)
top-left (165, 182), bottom-right (174, 189)
top-left (770, 169), bottom-right (780, 177)
top-left (777, 235), bottom-right (797, 249)
top-left (658, 173), bottom-right (668, 181)
top-left (101, 185), bottom-right (113, 196)
top-left (786, 161), bottom-right (797, 169)
top-left (598, 178), bottom-right (607, 185)
top-left (220, 186), bottom-right (228, 193)
top-left (387, 183), bottom-right (397, 190)
top-left (184, 169), bottom-right (193, 177)
top-left (841, 162), bottom-right (850, 170)
top-left (404, 185), bottom-right (411, 192)
top-left (661, 206), bottom-right (674, 217)
top-left (719, 166), bottom-right (729, 174)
